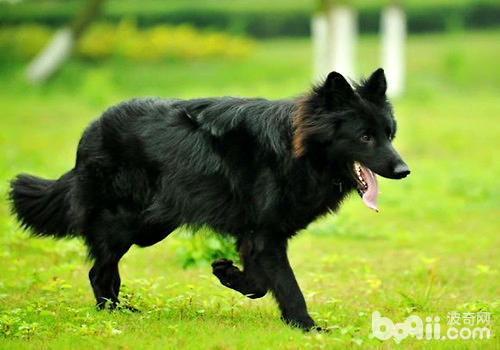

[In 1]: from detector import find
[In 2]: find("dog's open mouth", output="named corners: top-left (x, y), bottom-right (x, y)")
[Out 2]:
top-left (352, 161), bottom-right (379, 212)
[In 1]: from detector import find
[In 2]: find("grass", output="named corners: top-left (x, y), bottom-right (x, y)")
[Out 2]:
top-left (0, 30), bottom-right (499, 349)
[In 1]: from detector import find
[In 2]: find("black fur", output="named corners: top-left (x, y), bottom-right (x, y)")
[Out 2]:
top-left (9, 69), bottom-right (409, 330)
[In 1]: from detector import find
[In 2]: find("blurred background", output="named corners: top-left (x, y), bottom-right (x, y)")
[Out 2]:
top-left (1, 0), bottom-right (499, 95)
top-left (0, 0), bottom-right (499, 347)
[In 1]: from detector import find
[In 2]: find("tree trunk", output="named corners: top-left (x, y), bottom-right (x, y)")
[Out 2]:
top-left (312, 1), bottom-right (357, 82)
top-left (312, 13), bottom-right (329, 82)
top-left (327, 5), bottom-right (357, 80)
top-left (381, 5), bottom-right (406, 97)
top-left (25, 0), bottom-right (104, 84)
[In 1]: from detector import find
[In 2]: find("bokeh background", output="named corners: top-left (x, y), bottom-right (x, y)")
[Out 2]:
top-left (0, 0), bottom-right (498, 348)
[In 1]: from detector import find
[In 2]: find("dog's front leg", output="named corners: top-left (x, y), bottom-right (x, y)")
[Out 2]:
top-left (212, 237), bottom-right (267, 299)
top-left (256, 236), bottom-right (316, 331)
top-left (212, 234), bottom-right (316, 330)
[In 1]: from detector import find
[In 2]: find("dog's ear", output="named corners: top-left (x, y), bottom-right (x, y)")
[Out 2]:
top-left (319, 71), bottom-right (355, 108)
top-left (359, 68), bottom-right (387, 103)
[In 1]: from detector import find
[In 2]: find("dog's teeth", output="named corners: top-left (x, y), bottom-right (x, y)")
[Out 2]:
top-left (354, 162), bottom-right (368, 189)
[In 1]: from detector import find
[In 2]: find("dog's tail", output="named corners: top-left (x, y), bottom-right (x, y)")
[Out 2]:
top-left (9, 170), bottom-right (76, 238)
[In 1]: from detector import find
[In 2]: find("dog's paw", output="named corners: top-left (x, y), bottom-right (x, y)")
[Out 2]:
top-left (244, 290), bottom-right (267, 299)
top-left (281, 315), bottom-right (320, 332)
top-left (211, 258), bottom-right (241, 288)
top-left (117, 304), bottom-right (140, 313)
top-left (211, 258), bottom-right (234, 269)
top-left (310, 325), bottom-right (328, 333)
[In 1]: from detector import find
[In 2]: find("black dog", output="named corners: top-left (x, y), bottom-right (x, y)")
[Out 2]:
top-left (9, 68), bottom-right (409, 330)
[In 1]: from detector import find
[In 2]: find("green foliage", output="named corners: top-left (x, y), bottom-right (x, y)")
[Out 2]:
top-left (0, 0), bottom-right (499, 37)
top-left (0, 24), bottom-right (52, 59)
top-left (0, 21), bottom-right (254, 61)
top-left (173, 228), bottom-right (239, 268)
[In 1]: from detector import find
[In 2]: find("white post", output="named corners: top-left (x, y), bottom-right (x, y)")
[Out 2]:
top-left (312, 12), bottom-right (330, 83)
top-left (381, 5), bottom-right (406, 97)
top-left (327, 5), bottom-right (357, 80)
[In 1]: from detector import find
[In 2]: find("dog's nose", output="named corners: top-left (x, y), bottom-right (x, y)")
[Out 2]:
top-left (393, 162), bottom-right (410, 179)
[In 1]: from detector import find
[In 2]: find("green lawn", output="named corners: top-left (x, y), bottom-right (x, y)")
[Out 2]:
top-left (0, 30), bottom-right (499, 349)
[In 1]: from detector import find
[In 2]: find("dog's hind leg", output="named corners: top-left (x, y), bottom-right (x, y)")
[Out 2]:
top-left (88, 242), bottom-right (131, 309)
top-left (85, 211), bottom-right (134, 309)
top-left (112, 265), bottom-right (121, 297)
top-left (212, 236), bottom-right (268, 299)
top-left (87, 213), bottom-right (177, 309)
top-left (89, 257), bottom-right (123, 309)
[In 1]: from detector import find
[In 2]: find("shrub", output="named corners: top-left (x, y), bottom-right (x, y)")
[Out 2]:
top-left (173, 227), bottom-right (239, 268)
top-left (0, 0), bottom-right (498, 37)
top-left (0, 21), bottom-right (255, 61)
top-left (0, 24), bottom-right (52, 59)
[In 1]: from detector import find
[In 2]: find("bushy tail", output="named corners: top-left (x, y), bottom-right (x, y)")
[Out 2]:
top-left (9, 170), bottom-right (75, 238)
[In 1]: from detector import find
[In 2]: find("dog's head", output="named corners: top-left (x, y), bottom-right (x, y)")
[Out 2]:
top-left (293, 68), bottom-right (410, 211)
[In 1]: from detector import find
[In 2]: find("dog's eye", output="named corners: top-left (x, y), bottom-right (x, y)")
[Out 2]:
top-left (360, 135), bottom-right (372, 143)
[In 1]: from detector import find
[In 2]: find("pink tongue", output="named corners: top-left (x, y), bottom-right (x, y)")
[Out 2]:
top-left (360, 165), bottom-right (379, 212)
